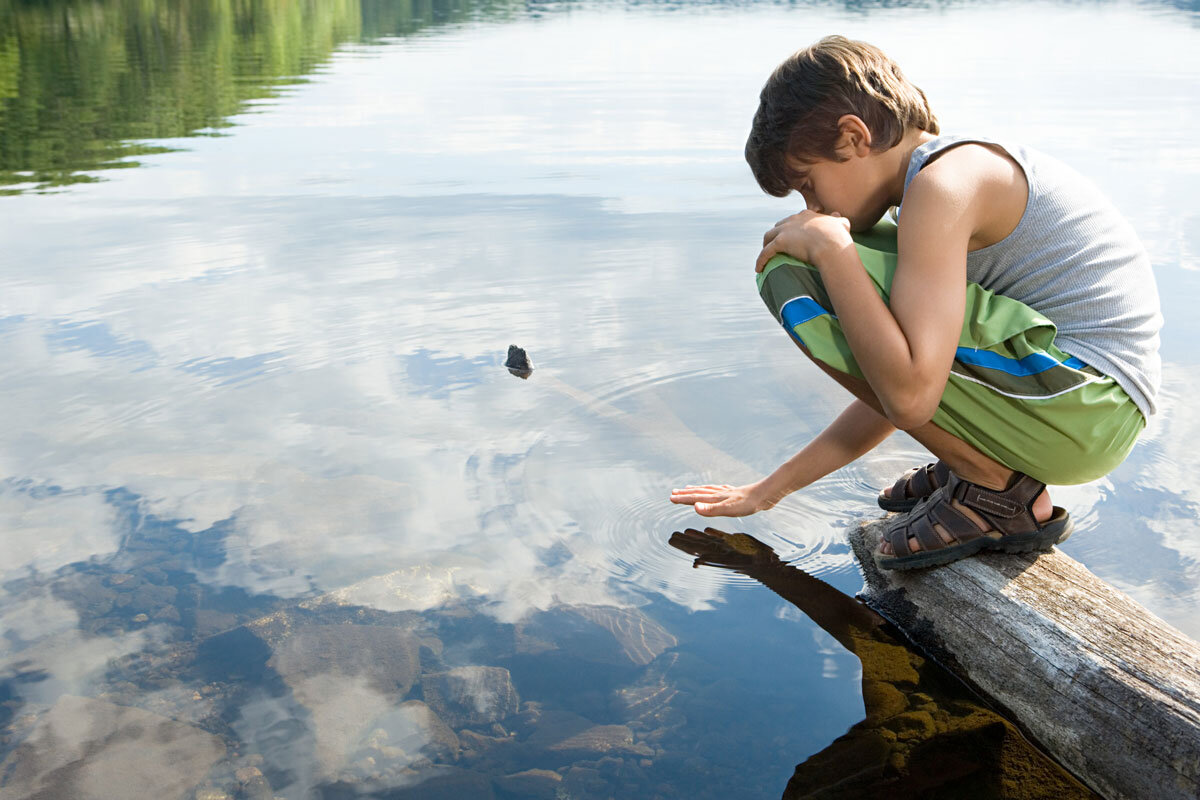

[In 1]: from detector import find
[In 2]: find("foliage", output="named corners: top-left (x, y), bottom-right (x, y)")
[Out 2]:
top-left (0, 0), bottom-right (500, 191)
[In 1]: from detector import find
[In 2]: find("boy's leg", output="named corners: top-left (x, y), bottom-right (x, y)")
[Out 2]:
top-left (797, 343), bottom-right (1054, 555)
top-left (759, 229), bottom-right (1140, 557)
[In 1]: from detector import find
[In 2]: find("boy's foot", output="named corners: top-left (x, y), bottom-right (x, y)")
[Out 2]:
top-left (878, 460), bottom-right (950, 512)
top-left (875, 472), bottom-right (1069, 570)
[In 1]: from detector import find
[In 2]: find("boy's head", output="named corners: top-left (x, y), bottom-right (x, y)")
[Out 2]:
top-left (745, 36), bottom-right (938, 198)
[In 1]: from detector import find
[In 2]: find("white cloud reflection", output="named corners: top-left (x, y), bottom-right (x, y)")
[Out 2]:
top-left (1, 4), bottom-right (1199, 797)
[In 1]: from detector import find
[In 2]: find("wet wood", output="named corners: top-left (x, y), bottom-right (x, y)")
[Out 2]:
top-left (849, 518), bottom-right (1200, 800)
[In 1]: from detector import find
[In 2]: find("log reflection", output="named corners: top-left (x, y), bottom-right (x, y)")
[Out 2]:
top-left (669, 527), bottom-right (1098, 800)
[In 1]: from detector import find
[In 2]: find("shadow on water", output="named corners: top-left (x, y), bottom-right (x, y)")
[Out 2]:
top-left (668, 527), bottom-right (1099, 799)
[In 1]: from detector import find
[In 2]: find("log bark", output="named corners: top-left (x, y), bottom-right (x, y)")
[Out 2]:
top-left (849, 518), bottom-right (1200, 800)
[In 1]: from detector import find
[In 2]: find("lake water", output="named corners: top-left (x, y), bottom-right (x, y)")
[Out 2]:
top-left (1, 0), bottom-right (1197, 797)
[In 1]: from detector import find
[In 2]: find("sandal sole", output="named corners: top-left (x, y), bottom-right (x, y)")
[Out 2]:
top-left (874, 510), bottom-right (1073, 572)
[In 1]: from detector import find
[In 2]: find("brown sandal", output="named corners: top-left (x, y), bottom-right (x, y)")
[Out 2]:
top-left (877, 460), bottom-right (950, 512)
top-left (875, 471), bottom-right (1072, 571)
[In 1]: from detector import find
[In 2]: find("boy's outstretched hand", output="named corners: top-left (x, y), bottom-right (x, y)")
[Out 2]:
top-left (669, 482), bottom-right (775, 517)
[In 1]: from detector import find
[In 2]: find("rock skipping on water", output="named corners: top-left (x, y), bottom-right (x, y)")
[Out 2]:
top-left (505, 344), bottom-right (532, 379)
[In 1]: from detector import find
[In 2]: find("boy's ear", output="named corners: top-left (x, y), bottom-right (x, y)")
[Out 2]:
top-left (835, 115), bottom-right (873, 157)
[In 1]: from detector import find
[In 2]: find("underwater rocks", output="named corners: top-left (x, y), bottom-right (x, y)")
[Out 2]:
top-left (390, 767), bottom-right (497, 799)
top-left (0, 695), bottom-right (225, 799)
top-left (353, 699), bottom-right (462, 770)
top-left (421, 666), bottom-right (520, 729)
top-left (612, 651), bottom-right (685, 736)
top-left (564, 606), bottom-right (677, 667)
top-left (494, 767), bottom-right (561, 798)
top-left (6, 598), bottom-right (687, 799)
top-left (516, 605), bottom-right (677, 667)
top-left (545, 723), bottom-right (644, 758)
top-left (381, 700), bottom-right (461, 762)
top-left (265, 622), bottom-right (422, 698)
top-left (252, 620), bottom-right (427, 778)
top-left (518, 708), bottom-right (650, 761)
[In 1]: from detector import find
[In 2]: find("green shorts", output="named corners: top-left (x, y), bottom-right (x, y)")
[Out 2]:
top-left (756, 221), bottom-right (1145, 486)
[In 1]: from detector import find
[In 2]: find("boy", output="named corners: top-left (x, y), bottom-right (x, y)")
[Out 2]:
top-left (670, 36), bottom-right (1161, 570)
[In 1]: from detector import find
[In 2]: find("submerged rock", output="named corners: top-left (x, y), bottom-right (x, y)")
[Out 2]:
top-left (614, 651), bottom-right (683, 734)
top-left (52, 573), bottom-right (117, 618)
top-left (519, 708), bottom-right (593, 747)
top-left (495, 768), bottom-right (561, 799)
top-left (266, 622), bottom-right (422, 697)
top-left (257, 622), bottom-right (423, 777)
top-left (546, 724), bottom-right (646, 758)
top-left (233, 765), bottom-right (273, 800)
top-left (0, 695), bottom-right (225, 799)
top-left (563, 764), bottom-right (614, 797)
top-left (523, 711), bottom-right (649, 760)
top-left (367, 700), bottom-right (461, 764)
top-left (421, 666), bottom-right (519, 729)
top-left (457, 728), bottom-right (515, 757)
top-left (518, 605), bottom-right (677, 667)
top-left (387, 767), bottom-right (496, 799)
top-left (566, 606), bottom-right (676, 666)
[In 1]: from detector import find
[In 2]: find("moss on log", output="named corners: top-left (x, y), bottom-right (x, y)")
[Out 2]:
top-left (849, 518), bottom-right (1200, 800)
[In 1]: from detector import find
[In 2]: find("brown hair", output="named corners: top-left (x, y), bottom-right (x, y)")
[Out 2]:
top-left (745, 36), bottom-right (939, 197)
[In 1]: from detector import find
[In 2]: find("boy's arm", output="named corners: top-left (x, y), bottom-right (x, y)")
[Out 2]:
top-left (758, 162), bottom-right (985, 430)
top-left (670, 399), bottom-right (894, 516)
top-left (819, 173), bottom-right (974, 429)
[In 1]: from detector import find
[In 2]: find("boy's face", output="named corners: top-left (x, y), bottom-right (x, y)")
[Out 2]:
top-left (786, 140), bottom-right (893, 232)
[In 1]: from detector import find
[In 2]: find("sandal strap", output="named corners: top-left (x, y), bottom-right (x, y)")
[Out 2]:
top-left (885, 519), bottom-right (916, 556)
top-left (913, 510), bottom-right (952, 551)
top-left (949, 472), bottom-right (1046, 536)
top-left (911, 462), bottom-right (937, 498)
top-left (885, 471), bottom-right (1048, 556)
top-left (887, 483), bottom-right (988, 553)
top-left (892, 460), bottom-right (948, 501)
top-left (925, 489), bottom-right (988, 544)
top-left (890, 471), bottom-right (917, 503)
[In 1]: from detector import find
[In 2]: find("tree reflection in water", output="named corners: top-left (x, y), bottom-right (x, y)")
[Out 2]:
top-left (669, 527), bottom-right (1098, 800)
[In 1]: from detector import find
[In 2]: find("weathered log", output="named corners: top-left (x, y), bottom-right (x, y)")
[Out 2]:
top-left (849, 518), bottom-right (1200, 800)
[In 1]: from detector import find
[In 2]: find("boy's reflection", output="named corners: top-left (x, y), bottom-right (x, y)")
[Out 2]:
top-left (668, 527), bottom-right (1097, 800)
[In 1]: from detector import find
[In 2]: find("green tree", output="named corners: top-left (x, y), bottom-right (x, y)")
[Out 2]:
top-left (0, 0), bottom-right (508, 193)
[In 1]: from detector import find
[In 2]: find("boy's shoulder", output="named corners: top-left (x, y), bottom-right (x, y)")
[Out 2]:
top-left (908, 140), bottom-right (1025, 194)
top-left (902, 140), bottom-right (1030, 250)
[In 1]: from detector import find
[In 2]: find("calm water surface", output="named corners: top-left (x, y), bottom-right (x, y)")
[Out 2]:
top-left (1, 0), bottom-right (1197, 797)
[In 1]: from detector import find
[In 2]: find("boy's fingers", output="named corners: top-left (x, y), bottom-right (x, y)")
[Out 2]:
top-left (696, 498), bottom-right (745, 518)
top-left (756, 243), bottom-right (778, 273)
top-left (672, 492), bottom-right (728, 504)
top-left (670, 491), bottom-right (715, 504)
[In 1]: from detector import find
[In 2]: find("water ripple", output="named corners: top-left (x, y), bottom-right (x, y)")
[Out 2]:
top-left (507, 362), bottom-right (938, 597)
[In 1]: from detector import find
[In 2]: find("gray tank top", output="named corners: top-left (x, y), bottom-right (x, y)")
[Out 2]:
top-left (903, 135), bottom-right (1162, 417)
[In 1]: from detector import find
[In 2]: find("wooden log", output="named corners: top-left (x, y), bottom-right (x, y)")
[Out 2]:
top-left (849, 518), bottom-right (1200, 800)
